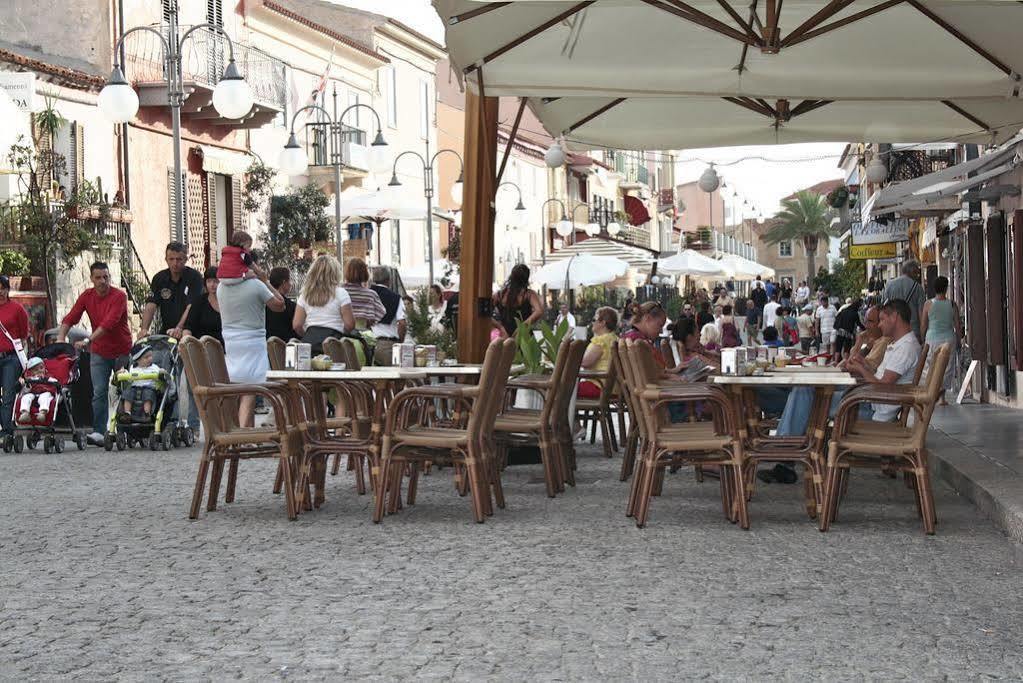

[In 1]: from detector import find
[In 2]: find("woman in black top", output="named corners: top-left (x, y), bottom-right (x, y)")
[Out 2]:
top-left (183, 266), bottom-right (223, 344)
top-left (491, 263), bottom-right (544, 338)
top-left (696, 301), bottom-right (715, 329)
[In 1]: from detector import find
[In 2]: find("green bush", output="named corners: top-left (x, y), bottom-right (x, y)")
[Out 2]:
top-left (0, 250), bottom-right (30, 276)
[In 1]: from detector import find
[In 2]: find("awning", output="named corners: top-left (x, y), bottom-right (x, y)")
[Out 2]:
top-left (623, 195), bottom-right (650, 226)
top-left (438, 2), bottom-right (1023, 101)
top-left (196, 145), bottom-right (253, 176)
top-left (535, 235), bottom-right (657, 273)
top-left (869, 135), bottom-right (1023, 216)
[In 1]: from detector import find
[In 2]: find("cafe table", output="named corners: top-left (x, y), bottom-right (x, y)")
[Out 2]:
top-left (266, 368), bottom-right (427, 508)
top-left (712, 371), bottom-right (857, 518)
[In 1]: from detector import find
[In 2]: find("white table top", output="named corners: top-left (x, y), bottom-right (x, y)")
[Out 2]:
top-left (712, 373), bottom-right (857, 387)
top-left (418, 365), bottom-right (484, 376)
top-left (267, 368), bottom-right (427, 381)
top-left (771, 365), bottom-right (848, 373)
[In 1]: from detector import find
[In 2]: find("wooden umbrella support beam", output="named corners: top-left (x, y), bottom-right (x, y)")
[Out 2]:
top-left (783, 0), bottom-right (904, 48)
top-left (643, 0), bottom-right (761, 46)
top-left (457, 70), bottom-right (500, 364)
top-left (465, 1), bottom-right (596, 74)
top-left (907, 0), bottom-right (1015, 77)
top-left (941, 101), bottom-right (991, 133)
top-left (448, 2), bottom-right (512, 26)
top-left (496, 97), bottom-right (527, 185)
top-left (563, 97), bottom-right (627, 135)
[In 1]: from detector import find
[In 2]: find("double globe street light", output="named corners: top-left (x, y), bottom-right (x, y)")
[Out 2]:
top-left (278, 103), bottom-right (390, 255)
top-left (99, 17), bottom-right (255, 240)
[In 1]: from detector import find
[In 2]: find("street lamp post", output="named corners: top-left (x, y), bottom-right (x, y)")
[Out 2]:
top-left (100, 15), bottom-right (255, 241)
top-left (278, 103), bottom-right (390, 257)
top-left (539, 198), bottom-right (569, 265)
top-left (388, 140), bottom-right (464, 287)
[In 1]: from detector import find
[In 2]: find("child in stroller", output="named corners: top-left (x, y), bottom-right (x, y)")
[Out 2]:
top-left (17, 357), bottom-right (58, 425)
top-left (118, 346), bottom-right (163, 423)
top-left (4, 342), bottom-right (86, 453)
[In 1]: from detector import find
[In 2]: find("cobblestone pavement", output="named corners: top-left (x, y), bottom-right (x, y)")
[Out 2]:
top-left (2, 440), bottom-right (1022, 681)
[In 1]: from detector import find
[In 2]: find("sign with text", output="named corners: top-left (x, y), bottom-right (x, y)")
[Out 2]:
top-left (849, 243), bottom-right (897, 260)
top-left (850, 218), bottom-right (909, 245)
top-left (0, 72), bottom-right (36, 112)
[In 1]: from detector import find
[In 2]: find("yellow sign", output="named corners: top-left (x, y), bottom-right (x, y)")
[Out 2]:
top-left (849, 243), bottom-right (897, 260)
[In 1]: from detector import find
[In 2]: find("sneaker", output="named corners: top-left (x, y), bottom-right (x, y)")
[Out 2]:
top-left (86, 432), bottom-right (105, 447)
top-left (17, 410), bottom-right (30, 424)
top-left (756, 464), bottom-right (798, 485)
top-left (36, 409), bottom-right (48, 423)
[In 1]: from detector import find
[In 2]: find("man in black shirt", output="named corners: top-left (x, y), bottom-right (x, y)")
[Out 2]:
top-left (139, 242), bottom-right (203, 339)
top-left (139, 242), bottom-right (203, 433)
top-left (265, 267), bottom-right (298, 341)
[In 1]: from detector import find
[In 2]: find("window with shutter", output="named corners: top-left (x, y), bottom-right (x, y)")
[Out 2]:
top-left (230, 176), bottom-right (244, 234)
top-left (30, 115), bottom-right (54, 193)
top-left (69, 122), bottom-right (85, 191)
top-left (162, 0), bottom-right (177, 22)
top-left (202, 172), bottom-right (215, 268)
top-left (168, 169), bottom-right (188, 243)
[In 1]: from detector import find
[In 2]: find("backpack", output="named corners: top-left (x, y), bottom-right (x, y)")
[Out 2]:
top-left (721, 321), bottom-right (741, 348)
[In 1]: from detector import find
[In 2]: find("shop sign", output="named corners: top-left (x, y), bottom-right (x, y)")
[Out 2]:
top-left (850, 217), bottom-right (909, 245)
top-left (849, 243), bottom-right (897, 260)
top-left (0, 72), bottom-right (37, 112)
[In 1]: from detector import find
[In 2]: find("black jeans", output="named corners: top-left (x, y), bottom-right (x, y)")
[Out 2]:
top-left (0, 353), bottom-right (21, 434)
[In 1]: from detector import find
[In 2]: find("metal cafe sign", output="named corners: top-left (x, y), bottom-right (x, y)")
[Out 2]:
top-left (850, 218), bottom-right (909, 245)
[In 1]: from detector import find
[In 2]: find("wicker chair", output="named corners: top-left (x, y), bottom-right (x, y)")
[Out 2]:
top-left (180, 337), bottom-right (304, 520)
top-left (622, 339), bottom-right (749, 529)
top-left (493, 339), bottom-right (586, 497)
top-left (575, 358), bottom-right (620, 458)
top-left (374, 338), bottom-right (517, 523)
top-left (267, 336), bottom-right (286, 371)
top-left (612, 340), bottom-right (642, 481)
top-left (820, 342), bottom-right (952, 534)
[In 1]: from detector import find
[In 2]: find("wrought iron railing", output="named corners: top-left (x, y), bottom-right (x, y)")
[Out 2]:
top-left (304, 122), bottom-right (367, 167)
top-left (887, 149), bottom-right (957, 183)
top-left (123, 23), bottom-right (287, 111)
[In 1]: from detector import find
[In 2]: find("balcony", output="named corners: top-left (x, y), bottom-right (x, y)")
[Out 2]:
top-left (124, 24), bottom-right (286, 129)
top-left (886, 148), bottom-right (957, 183)
top-left (304, 121), bottom-right (370, 179)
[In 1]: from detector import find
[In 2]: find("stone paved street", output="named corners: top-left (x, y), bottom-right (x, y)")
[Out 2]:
top-left (2, 441), bottom-right (1022, 680)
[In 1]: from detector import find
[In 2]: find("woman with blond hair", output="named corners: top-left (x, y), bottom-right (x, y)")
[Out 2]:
top-left (293, 254), bottom-right (356, 354)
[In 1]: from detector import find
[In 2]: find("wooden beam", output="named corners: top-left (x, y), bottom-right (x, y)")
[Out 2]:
top-left (723, 96), bottom-right (775, 118)
top-left (716, 0), bottom-right (758, 40)
top-left (784, 0), bottom-right (904, 48)
top-left (942, 100), bottom-right (991, 132)
top-left (790, 99), bottom-right (833, 117)
top-left (497, 97), bottom-right (527, 185)
top-left (465, 1), bottom-right (596, 74)
top-left (762, 0), bottom-right (781, 51)
top-left (642, 0), bottom-right (760, 46)
top-left (907, 0), bottom-right (1014, 76)
top-left (779, 0), bottom-right (855, 48)
top-left (734, 0), bottom-right (759, 74)
top-left (448, 2), bottom-right (512, 26)
top-left (563, 97), bottom-right (627, 134)
top-left (457, 73), bottom-right (500, 364)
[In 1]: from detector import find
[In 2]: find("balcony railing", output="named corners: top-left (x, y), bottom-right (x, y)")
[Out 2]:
top-left (305, 121), bottom-right (368, 170)
top-left (124, 23), bottom-right (287, 111)
top-left (887, 149), bottom-right (957, 183)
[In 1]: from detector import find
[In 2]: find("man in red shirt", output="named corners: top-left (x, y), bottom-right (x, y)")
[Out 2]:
top-left (0, 275), bottom-right (29, 437)
top-left (57, 262), bottom-right (132, 445)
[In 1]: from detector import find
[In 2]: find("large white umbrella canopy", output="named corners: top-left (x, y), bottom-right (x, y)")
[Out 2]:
top-left (332, 187), bottom-right (429, 222)
top-left (437, 1), bottom-right (1023, 101)
top-left (404, 259), bottom-right (459, 288)
top-left (719, 254), bottom-right (768, 282)
top-left (532, 253), bottom-right (628, 289)
top-left (657, 249), bottom-right (730, 277)
top-left (531, 96), bottom-right (1023, 150)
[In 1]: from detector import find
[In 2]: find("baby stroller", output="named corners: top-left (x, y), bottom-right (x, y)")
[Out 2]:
top-left (4, 342), bottom-right (87, 453)
top-left (105, 335), bottom-right (195, 451)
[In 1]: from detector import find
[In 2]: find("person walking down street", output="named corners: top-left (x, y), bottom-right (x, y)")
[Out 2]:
top-left (370, 266), bottom-right (407, 366)
top-left (718, 305), bottom-right (741, 348)
top-left (797, 304), bottom-right (815, 353)
top-left (921, 275), bottom-right (962, 405)
top-left (0, 276), bottom-right (29, 440)
top-left (883, 259), bottom-right (926, 340)
top-left (780, 280), bottom-right (793, 308)
top-left (265, 267), bottom-right (298, 342)
top-left (492, 264), bottom-right (544, 338)
top-left (58, 262), bottom-right (132, 445)
top-left (763, 295), bottom-right (781, 332)
top-left (578, 306), bottom-right (618, 399)
top-left (696, 301), bottom-right (715, 330)
top-left (138, 241), bottom-right (204, 433)
top-left (795, 280), bottom-right (810, 307)
top-left (815, 296), bottom-right (837, 355)
top-left (218, 256), bottom-right (285, 428)
top-left (294, 255), bottom-right (356, 356)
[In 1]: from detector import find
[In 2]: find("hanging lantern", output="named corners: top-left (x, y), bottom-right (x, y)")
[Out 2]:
top-left (544, 141), bottom-right (566, 168)
top-left (698, 164), bottom-right (720, 193)
top-left (866, 155), bottom-right (888, 184)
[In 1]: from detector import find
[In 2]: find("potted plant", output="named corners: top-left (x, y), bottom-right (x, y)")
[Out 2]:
top-left (826, 185), bottom-right (850, 209)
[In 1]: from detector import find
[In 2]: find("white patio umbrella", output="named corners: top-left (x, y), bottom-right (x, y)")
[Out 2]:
top-left (532, 253), bottom-right (628, 290)
top-left (333, 187), bottom-right (429, 222)
top-left (718, 254), bottom-right (766, 282)
top-left (657, 249), bottom-right (729, 278)
top-left (437, 1), bottom-right (1023, 101)
top-left (404, 260), bottom-right (459, 288)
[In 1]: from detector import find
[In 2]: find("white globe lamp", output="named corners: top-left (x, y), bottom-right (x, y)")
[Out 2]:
top-left (212, 61), bottom-right (253, 119)
top-left (278, 133), bottom-right (309, 176)
top-left (555, 217), bottom-right (573, 237)
top-left (698, 164), bottom-right (720, 193)
top-left (607, 221), bottom-right (621, 236)
top-left (651, 275), bottom-right (661, 285)
top-left (451, 173), bottom-right (464, 205)
top-left (98, 66), bottom-right (139, 123)
top-left (367, 130), bottom-right (391, 174)
top-left (866, 155), bottom-right (888, 184)
top-left (544, 141), bottom-right (566, 168)
top-left (584, 222), bottom-right (600, 236)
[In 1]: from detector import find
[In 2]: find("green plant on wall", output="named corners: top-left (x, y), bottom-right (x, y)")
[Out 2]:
top-left (0, 250), bottom-right (30, 276)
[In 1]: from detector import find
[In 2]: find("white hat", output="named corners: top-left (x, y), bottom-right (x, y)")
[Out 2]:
top-left (26, 357), bottom-right (44, 370)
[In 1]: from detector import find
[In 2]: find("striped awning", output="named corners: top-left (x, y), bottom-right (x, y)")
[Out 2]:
top-left (536, 236), bottom-right (656, 273)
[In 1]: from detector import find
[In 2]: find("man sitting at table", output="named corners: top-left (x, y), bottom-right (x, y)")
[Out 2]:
top-left (777, 298), bottom-right (921, 437)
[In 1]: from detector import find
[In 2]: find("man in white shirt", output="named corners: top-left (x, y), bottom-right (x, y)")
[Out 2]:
top-left (815, 297), bottom-right (837, 352)
top-left (795, 281), bottom-right (810, 306)
top-left (555, 303), bottom-right (576, 330)
top-left (762, 295), bottom-right (781, 331)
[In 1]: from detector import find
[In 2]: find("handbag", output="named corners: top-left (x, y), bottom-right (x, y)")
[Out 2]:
top-left (0, 318), bottom-right (28, 369)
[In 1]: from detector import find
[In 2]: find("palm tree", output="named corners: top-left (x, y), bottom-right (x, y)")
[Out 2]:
top-left (762, 190), bottom-right (836, 286)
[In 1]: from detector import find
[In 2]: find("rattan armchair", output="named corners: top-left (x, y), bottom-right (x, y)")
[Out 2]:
top-left (575, 359), bottom-right (620, 458)
top-left (267, 336), bottom-right (286, 371)
top-left (819, 343), bottom-right (952, 534)
top-left (622, 339), bottom-right (749, 529)
top-left (374, 338), bottom-right (517, 523)
top-left (180, 337), bottom-right (304, 520)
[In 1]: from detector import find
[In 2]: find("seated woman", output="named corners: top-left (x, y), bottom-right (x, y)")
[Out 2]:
top-left (578, 306), bottom-right (619, 399)
top-left (700, 322), bottom-right (721, 352)
top-left (293, 254), bottom-right (356, 355)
